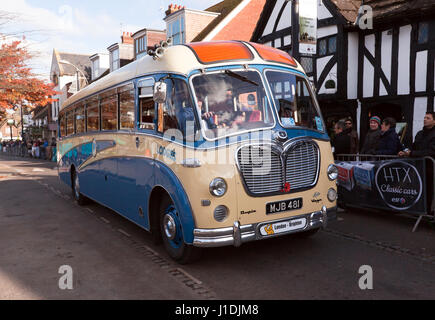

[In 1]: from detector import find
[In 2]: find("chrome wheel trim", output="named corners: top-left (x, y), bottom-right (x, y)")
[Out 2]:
top-left (74, 173), bottom-right (80, 199)
top-left (163, 214), bottom-right (176, 240)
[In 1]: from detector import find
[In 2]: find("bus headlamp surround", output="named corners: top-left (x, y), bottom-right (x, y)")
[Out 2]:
top-left (327, 164), bottom-right (338, 181)
top-left (209, 178), bottom-right (227, 197)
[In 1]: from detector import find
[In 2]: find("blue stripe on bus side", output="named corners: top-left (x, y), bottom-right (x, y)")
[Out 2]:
top-left (59, 144), bottom-right (195, 244)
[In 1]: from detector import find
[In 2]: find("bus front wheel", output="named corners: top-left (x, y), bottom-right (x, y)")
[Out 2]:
top-left (159, 197), bottom-right (201, 264)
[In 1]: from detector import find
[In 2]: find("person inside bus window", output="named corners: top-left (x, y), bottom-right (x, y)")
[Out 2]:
top-left (170, 80), bottom-right (196, 136)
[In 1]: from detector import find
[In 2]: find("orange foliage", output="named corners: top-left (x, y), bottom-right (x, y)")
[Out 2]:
top-left (0, 40), bottom-right (58, 111)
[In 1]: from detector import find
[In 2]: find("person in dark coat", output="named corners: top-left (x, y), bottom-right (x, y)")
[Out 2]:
top-left (361, 116), bottom-right (382, 154)
top-left (376, 117), bottom-right (402, 155)
top-left (332, 120), bottom-right (351, 159)
top-left (344, 117), bottom-right (359, 154)
top-left (399, 111), bottom-right (435, 159)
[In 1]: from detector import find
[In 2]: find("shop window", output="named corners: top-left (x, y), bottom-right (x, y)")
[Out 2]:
top-left (418, 22), bottom-right (429, 44)
top-left (300, 57), bottom-right (313, 74)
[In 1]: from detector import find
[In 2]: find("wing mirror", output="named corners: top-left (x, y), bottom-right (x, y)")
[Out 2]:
top-left (153, 81), bottom-right (167, 104)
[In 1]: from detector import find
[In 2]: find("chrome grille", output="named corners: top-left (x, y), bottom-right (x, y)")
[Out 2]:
top-left (237, 140), bottom-right (319, 196)
top-left (237, 145), bottom-right (283, 194)
top-left (286, 142), bottom-right (318, 189)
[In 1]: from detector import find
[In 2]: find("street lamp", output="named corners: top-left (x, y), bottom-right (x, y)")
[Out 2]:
top-left (58, 59), bottom-right (89, 91)
top-left (7, 119), bottom-right (15, 141)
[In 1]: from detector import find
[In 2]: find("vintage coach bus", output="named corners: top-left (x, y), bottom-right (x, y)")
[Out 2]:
top-left (57, 40), bottom-right (338, 263)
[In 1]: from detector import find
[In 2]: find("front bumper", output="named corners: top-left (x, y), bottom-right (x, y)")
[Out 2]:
top-left (193, 206), bottom-right (337, 248)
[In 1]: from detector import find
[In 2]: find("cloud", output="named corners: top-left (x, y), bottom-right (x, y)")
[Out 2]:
top-left (1, 0), bottom-right (142, 80)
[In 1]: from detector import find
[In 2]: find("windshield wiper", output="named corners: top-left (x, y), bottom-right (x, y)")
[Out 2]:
top-left (224, 70), bottom-right (259, 86)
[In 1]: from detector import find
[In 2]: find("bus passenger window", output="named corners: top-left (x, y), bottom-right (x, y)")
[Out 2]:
top-left (66, 111), bottom-right (74, 136)
top-left (140, 98), bottom-right (155, 130)
top-left (75, 103), bottom-right (85, 134)
top-left (86, 99), bottom-right (99, 132)
top-left (120, 89), bottom-right (135, 130)
top-left (59, 114), bottom-right (66, 137)
top-left (162, 78), bottom-right (196, 137)
top-left (101, 90), bottom-right (118, 131)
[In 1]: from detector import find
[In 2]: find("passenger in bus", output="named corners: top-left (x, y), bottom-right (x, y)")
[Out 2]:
top-left (375, 117), bottom-right (402, 155)
top-left (360, 116), bottom-right (381, 155)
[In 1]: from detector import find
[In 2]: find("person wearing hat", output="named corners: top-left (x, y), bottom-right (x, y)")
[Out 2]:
top-left (360, 116), bottom-right (382, 154)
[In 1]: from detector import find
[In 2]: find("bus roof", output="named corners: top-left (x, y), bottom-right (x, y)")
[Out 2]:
top-left (60, 41), bottom-right (304, 112)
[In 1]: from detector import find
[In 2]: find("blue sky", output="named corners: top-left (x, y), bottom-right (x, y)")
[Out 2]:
top-left (1, 0), bottom-right (219, 79)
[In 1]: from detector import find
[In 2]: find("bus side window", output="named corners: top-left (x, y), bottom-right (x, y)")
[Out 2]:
top-left (66, 110), bottom-right (74, 136)
top-left (59, 114), bottom-right (66, 137)
top-left (100, 89), bottom-right (118, 131)
top-left (119, 84), bottom-right (135, 130)
top-left (86, 97), bottom-right (100, 132)
top-left (140, 97), bottom-right (156, 130)
top-left (75, 103), bottom-right (85, 134)
top-left (162, 78), bottom-right (196, 137)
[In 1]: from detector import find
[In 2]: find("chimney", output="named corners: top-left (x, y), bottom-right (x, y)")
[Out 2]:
top-left (165, 4), bottom-right (185, 17)
top-left (121, 32), bottom-right (133, 44)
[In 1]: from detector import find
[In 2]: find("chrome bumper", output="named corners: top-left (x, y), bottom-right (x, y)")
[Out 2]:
top-left (193, 206), bottom-right (337, 248)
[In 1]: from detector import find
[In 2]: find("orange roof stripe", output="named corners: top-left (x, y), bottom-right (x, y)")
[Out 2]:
top-left (248, 42), bottom-right (297, 67)
top-left (187, 41), bottom-right (254, 64)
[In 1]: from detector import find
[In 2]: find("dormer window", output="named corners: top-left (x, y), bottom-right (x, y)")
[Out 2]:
top-left (92, 58), bottom-right (100, 79)
top-left (168, 15), bottom-right (185, 45)
top-left (111, 48), bottom-right (120, 71)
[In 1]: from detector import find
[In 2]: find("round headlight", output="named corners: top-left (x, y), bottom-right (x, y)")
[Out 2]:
top-left (327, 164), bottom-right (338, 181)
top-left (209, 178), bottom-right (227, 197)
top-left (327, 188), bottom-right (337, 202)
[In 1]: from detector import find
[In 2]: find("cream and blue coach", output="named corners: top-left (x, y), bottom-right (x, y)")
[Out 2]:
top-left (57, 40), bottom-right (338, 263)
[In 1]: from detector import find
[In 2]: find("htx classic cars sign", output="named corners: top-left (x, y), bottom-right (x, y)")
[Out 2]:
top-left (375, 161), bottom-right (423, 211)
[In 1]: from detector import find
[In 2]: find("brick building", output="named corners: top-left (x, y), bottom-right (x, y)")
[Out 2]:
top-left (163, 0), bottom-right (267, 44)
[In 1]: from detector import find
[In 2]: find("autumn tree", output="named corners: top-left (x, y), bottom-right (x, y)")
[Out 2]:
top-left (0, 40), bottom-right (57, 117)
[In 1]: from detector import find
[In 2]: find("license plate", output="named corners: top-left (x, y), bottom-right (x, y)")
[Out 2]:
top-left (259, 217), bottom-right (307, 236)
top-left (266, 198), bottom-right (303, 215)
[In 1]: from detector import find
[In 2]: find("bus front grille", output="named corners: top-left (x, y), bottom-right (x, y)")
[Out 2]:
top-left (236, 141), bottom-right (319, 196)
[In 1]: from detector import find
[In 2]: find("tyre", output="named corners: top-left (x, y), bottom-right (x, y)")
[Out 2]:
top-left (71, 170), bottom-right (88, 206)
top-left (159, 196), bottom-right (201, 264)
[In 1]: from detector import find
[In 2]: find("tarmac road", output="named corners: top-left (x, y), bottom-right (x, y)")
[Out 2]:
top-left (0, 155), bottom-right (434, 300)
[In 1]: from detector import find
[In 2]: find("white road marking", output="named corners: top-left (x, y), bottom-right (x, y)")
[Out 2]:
top-left (100, 217), bottom-right (110, 224)
top-left (118, 229), bottom-right (131, 237)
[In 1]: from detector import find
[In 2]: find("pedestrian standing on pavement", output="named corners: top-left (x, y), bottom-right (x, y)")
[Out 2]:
top-left (332, 120), bottom-right (351, 159)
top-left (361, 116), bottom-right (382, 155)
top-left (344, 117), bottom-right (359, 154)
top-left (376, 117), bottom-right (402, 155)
top-left (398, 111), bottom-right (435, 159)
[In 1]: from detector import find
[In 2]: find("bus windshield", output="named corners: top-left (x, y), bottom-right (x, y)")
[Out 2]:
top-left (265, 70), bottom-right (324, 132)
top-left (191, 69), bottom-right (274, 139)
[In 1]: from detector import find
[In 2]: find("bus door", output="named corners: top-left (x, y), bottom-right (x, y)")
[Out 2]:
top-left (133, 77), bottom-right (157, 227)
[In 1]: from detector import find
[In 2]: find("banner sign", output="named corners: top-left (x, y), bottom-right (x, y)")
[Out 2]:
top-left (336, 159), bottom-right (427, 215)
top-left (299, 0), bottom-right (318, 55)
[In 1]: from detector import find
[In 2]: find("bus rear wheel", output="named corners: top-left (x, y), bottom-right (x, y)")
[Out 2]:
top-left (159, 196), bottom-right (201, 264)
top-left (71, 170), bottom-right (87, 206)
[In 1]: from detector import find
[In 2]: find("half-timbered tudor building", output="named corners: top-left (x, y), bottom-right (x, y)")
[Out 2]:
top-left (252, 0), bottom-right (435, 147)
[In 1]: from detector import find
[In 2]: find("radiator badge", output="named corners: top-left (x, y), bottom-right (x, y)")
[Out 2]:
top-left (281, 182), bottom-right (291, 193)
top-left (311, 192), bottom-right (322, 203)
